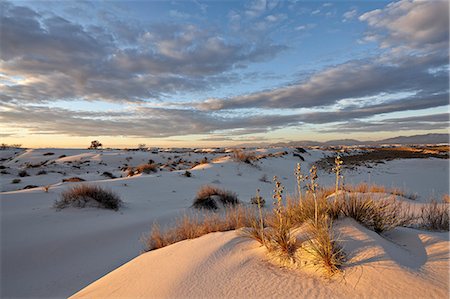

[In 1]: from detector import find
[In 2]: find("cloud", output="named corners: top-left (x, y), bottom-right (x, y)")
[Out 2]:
top-left (0, 1), bottom-right (286, 104)
top-left (342, 9), bottom-right (357, 21)
top-left (193, 53), bottom-right (448, 111)
top-left (359, 0), bottom-right (449, 52)
top-left (320, 113), bottom-right (450, 133)
top-left (0, 103), bottom-right (303, 138)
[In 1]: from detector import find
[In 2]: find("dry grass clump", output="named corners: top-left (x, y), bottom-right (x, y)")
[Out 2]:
top-left (232, 149), bottom-right (257, 164)
top-left (419, 200), bottom-right (449, 231)
top-left (193, 185), bottom-right (239, 210)
top-left (250, 189), bottom-right (265, 206)
top-left (340, 194), bottom-right (412, 233)
top-left (144, 206), bottom-right (255, 251)
top-left (18, 170), bottom-right (29, 177)
top-left (62, 177), bottom-right (85, 182)
top-left (54, 184), bottom-right (122, 211)
top-left (303, 217), bottom-right (345, 276)
top-left (135, 163), bottom-right (158, 174)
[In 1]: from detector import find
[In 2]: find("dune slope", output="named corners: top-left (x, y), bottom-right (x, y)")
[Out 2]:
top-left (72, 219), bottom-right (449, 299)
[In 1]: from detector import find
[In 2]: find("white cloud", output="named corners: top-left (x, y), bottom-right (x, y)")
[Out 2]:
top-left (342, 9), bottom-right (357, 21)
top-left (359, 0), bottom-right (449, 52)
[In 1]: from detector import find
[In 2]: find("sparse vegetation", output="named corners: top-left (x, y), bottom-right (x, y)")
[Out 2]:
top-left (144, 206), bottom-right (254, 251)
top-left (419, 200), bottom-right (449, 231)
top-left (259, 173), bottom-right (269, 183)
top-left (62, 177), bottom-right (85, 182)
top-left (23, 185), bottom-right (38, 189)
top-left (303, 217), bottom-right (345, 276)
top-left (135, 163), bottom-right (158, 174)
top-left (102, 171), bottom-right (116, 179)
top-left (18, 170), bottom-right (29, 177)
top-left (11, 178), bottom-right (21, 184)
top-left (250, 189), bottom-right (265, 206)
top-left (232, 149), bottom-right (257, 164)
top-left (54, 184), bottom-right (122, 211)
top-left (0, 143), bottom-right (22, 149)
top-left (193, 185), bottom-right (239, 210)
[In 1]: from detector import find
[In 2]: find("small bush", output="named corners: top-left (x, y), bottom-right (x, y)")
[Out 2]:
top-left (193, 185), bottom-right (239, 210)
top-left (135, 163), bottom-right (158, 174)
top-left (43, 152), bottom-right (54, 156)
top-left (62, 177), bottom-right (85, 182)
top-left (18, 170), bottom-right (29, 177)
top-left (37, 170), bottom-right (47, 175)
top-left (259, 173), bottom-right (270, 183)
top-left (102, 171), bottom-right (116, 179)
top-left (251, 195), bottom-right (266, 206)
top-left (183, 170), bottom-right (192, 177)
top-left (23, 185), bottom-right (38, 189)
top-left (11, 178), bottom-right (21, 184)
top-left (419, 200), bottom-right (449, 231)
top-left (232, 149), bottom-right (257, 164)
top-left (55, 184), bottom-right (122, 211)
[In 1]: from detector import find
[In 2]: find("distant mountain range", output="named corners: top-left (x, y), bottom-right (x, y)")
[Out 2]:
top-left (239, 133), bottom-right (449, 147)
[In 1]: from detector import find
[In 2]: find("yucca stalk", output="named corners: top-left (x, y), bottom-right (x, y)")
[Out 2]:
top-left (333, 154), bottom-right (343, 199)
top-left (295, 162), bottom-right (305, 204)
top-left (307, 165), bottom-right (319, 225)
top-left (273, 176), bottom-right (284, 220)
top-left (255, 188), bottom-right (265, 245)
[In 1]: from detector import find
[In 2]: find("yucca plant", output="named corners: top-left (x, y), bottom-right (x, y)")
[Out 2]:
top-left (307, 165), bottom-right (319, 225)
top-left (265, 177), bottom-right (297, 261)
top-left (303, 216), bottom-right (345, 276)
top-left (295, 163), bottom-right (306, 203)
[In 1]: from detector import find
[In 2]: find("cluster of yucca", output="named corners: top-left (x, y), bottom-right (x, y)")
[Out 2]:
top-left (244, 166), bottom-right (345, 276)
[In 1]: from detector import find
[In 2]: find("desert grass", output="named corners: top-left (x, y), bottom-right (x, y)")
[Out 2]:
top-left (143, 162), bottom-right (443, 278)
top-left (232, 149), bottom-right (257, 164)
top-left (302, 216), bottom-right (345, 276)
top-left (62, 177), bottom-right (85, 182)
top-left (135, 163), bottom-right (158, 174)
top-left (339, 193), bottom-right (413, 233)
top-left (144, 206), bottom-right (255, 251)
top-left (193, 185), bottom-right (239, 210)
top-left (419, 200), bottom-right (449, 231)
top-left (54, 184), bottom-right (122, 211)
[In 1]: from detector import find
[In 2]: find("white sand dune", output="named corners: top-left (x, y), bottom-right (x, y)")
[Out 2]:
top-left (1, 147), bottom-right (448, 298)
top-left (72, 219), bottom-right (449, 299)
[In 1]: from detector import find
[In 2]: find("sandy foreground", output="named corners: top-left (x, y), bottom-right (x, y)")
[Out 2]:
top-left (72, 220), bottom-right (449, 299)
top-left (1, 147), bottom-right (449, 298)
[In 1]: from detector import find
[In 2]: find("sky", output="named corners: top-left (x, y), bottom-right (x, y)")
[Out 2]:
top-left (0, 0), bottom-right (449, 148)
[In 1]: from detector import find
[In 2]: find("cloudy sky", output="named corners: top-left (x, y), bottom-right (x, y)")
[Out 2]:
top-left (1, 0), bottom-right (449, 148)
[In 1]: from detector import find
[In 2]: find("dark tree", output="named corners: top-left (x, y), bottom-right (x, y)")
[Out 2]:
top-left (88, 140), bottom-right (102, 150)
